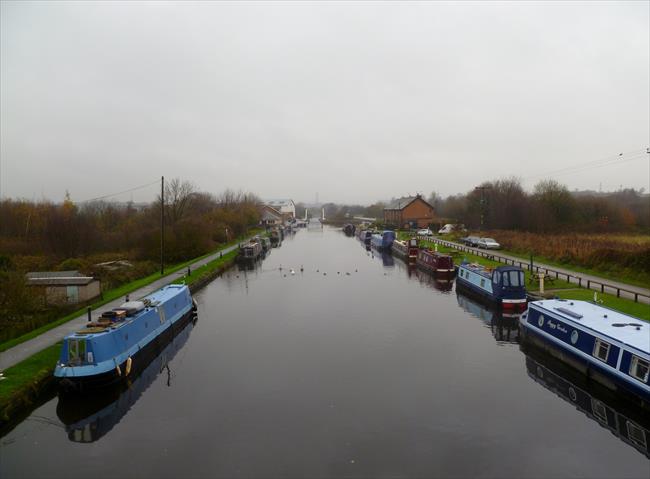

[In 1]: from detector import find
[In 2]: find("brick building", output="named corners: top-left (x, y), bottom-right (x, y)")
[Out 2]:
top-left (383, 195), bottom-right (435, 229)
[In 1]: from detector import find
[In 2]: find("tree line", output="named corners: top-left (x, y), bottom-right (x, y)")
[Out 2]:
top-left (317, 178), bottom-right (649, 233)
top-left (0, 180), bottom-right (261, 339)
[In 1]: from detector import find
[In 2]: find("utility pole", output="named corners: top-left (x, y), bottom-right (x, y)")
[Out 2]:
top-left (474, 186), bottom-right (491, 231)
top-left (161, 176), bottom-right (165, 275)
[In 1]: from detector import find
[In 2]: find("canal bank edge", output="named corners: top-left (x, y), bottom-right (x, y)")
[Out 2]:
top-left (0, 248), bottom-right (240, 431)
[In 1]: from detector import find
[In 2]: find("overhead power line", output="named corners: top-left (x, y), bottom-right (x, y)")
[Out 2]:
top-left (521, 149), bottom-right (648, 183)
top-left (77, 179), bottom-right (160, 204)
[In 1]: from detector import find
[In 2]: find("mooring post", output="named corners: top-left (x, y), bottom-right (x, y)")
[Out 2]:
top-left (87, 307), bottom-right (91, 322)
top-left (187, 266), bottom-right (191, 277)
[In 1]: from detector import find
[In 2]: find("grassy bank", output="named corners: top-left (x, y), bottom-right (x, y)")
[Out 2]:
top-left (0, 342), bottom-right (60, 425)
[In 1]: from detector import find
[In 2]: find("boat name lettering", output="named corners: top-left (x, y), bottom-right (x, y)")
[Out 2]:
top-left (546, 319), bottom-right (568, 334)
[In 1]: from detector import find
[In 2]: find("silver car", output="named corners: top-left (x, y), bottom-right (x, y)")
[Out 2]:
top-left (477, 237), bottom-right (500, 249)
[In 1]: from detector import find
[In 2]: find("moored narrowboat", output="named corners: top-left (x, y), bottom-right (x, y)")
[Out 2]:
top-left (416, 249), bottom-right (455, 276)
top-left (260, 237), bottom-right (272, 252)
top-left (456, 262), bottom-right (527, 311)
top-left (343, 224), bottom-right (356, 237)
top-left (269, 228), bottom-right (282, 246)
top-left (370, 230), bottom-right (396, 252)
top-left (391, 238), bottom-right (419, 262)
top-left (54, 284), bottom-right (196, 392)
top-left (237, 240), bottom-right (262, 262)
top-left (520, 299), bottom-right (650, 404)
top-left (357, 229), bottom-right (373, 245)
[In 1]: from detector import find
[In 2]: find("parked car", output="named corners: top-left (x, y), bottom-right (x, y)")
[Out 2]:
top-left (417, 228), bottom-right (433, 236)
top-left (477, 237), bottom-right (501, 249)
top-left (462, 236), bottom-right (481, 247)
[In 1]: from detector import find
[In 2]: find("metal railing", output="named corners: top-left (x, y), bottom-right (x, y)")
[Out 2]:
top-left (416, 235), bottom-right (649, 304)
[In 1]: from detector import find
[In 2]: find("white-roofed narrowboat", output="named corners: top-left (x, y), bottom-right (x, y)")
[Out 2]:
top-left (520, 299), bottom-right (650, 405)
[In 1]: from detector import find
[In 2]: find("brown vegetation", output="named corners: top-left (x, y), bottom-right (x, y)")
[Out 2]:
top-left (0, 181), bottom-right (261, 340)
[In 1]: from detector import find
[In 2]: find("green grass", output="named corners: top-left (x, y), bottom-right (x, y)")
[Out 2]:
top-left (172, 250), bottom-right (238, 286)
top-left (0, 342), bottom-right (61, 404)
top-left (0, 232), bottom-right (260, 353)
top-left (489, 247), bottom-right (649, 290)
top-left (552, 289), bottom-right (650, 322)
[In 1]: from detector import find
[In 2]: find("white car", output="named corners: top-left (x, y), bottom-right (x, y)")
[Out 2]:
top-left (477, 237), bottom-right (501, 249)
top-left (417, 228), bottom-right (433, 236)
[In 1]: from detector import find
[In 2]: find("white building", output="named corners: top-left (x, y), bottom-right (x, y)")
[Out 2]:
top-left (264, 199), bottom-right (296, 221)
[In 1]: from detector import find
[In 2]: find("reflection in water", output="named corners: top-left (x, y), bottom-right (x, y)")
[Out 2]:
top-left (456, 290), bottom-right (520, 343)
top-left (523, 343), bottom-right (650, 459)
top-left (56, 317), bottom-right (197, 443)
top-left (391, 253), bottom-right (454, 292)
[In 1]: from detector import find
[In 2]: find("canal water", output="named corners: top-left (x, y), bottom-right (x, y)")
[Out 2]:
top-left (2, 225), bottom-right (648, 478)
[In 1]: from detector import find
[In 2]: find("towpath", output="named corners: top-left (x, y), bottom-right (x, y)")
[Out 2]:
top-left (0, 241), bottom-right (246, 371)
top-left (424, 236), bottom-right (650, 305)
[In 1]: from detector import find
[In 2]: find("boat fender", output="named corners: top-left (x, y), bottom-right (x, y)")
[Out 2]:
top-left (116, 364), bottom-right (122, 377)
top-left (126, 357), bottom-right (133, 376)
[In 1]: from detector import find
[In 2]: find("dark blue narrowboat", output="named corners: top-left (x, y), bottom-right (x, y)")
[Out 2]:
top-left (343, 224), bottom-right (356, 237)
top-left (54, 284), bottom-right (195, 392)
top-left (524, 345), bottom-right (650, 458)
top-left (456, 262), bottom-right (527, 311)
top-left (371, 230), bottom-right (396, 252)
top-left (520, 299), bottom-right (650, 404)
top-left (392, 238), bottom-right (419, 262)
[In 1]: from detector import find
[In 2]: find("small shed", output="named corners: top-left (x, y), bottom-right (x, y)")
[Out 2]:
top-left (26, 270), bottom-right (101, 305)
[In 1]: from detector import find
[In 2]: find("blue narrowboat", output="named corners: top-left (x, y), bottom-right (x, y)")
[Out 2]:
top-left (520, 299), bottom-right (650, 404)
top-left (57, 313), bottom-right (197, 442)
top-left (456, 262), bottom-right (527, 311)
top-left (357, 229), bottom-right (373, 245)
top-left (371, 230), bottom-right (396, 252)
top-left (524, 346), bottom-right (650, 459)
top-left (54, 284), bottom-right (196, 392)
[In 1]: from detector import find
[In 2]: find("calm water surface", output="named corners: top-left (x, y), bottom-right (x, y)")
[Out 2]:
top-left (2, 225), bottom-right (648, 478)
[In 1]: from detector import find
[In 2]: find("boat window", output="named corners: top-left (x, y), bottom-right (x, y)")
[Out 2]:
top-left (629, 355), bottom-right (649, 383)
top-left (493, 271), bottom-right (500, 284)
top-left (593, 338), bottom-right (610, 363)
top-left (502, 273), bottom-right (510, 287)
top-left (626, 421), bottom-right (647, 448)
top-left (508, 271), bottom-right (523, 287)
top-left (480, 279), bottom-right (485, 288)
top-left (67, 339), bottom-right (86, 365)
top-left (591, 399), bottom-right (607, 423)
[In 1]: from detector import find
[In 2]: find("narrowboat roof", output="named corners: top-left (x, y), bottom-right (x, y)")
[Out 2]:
top-left (459, 261), bottom-right (521, 277)
top-left (531, 299), bottom-right (649, 354)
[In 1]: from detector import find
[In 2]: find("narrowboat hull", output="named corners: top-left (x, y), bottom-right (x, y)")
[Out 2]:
top-left (55, 285), bottom-right (196, 393)
top-left (456, 263), bottom-right (527, 311)
top-left (416, 250), bottom-right (455, 276)
top-left (520, 300), bottom-right (650, 406)
top-left (58, 308), bottom-right (196, 393)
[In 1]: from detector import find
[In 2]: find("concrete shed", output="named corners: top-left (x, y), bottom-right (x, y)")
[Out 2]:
top-left (26, 271), bottom-right (101, 305)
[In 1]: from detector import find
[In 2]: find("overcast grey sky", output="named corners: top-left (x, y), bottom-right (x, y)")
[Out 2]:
top-left (1, 1), bottom-right (648, 205)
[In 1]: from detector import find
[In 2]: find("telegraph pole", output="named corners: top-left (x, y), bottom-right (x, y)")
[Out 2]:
top-left (474, 186), bottom-right (491, 231)
top-left (161, 176), bottom-right (165, 275)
